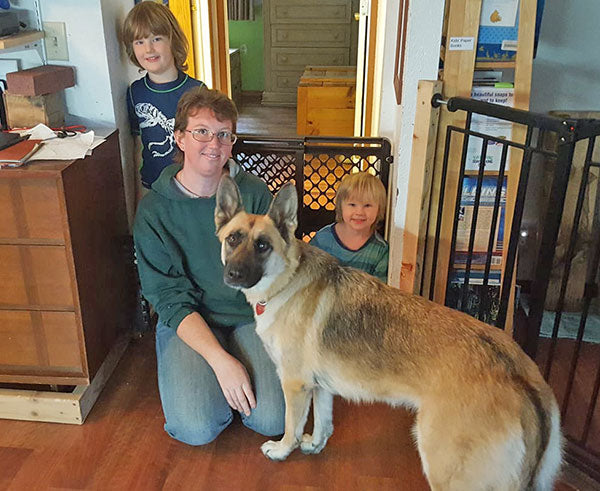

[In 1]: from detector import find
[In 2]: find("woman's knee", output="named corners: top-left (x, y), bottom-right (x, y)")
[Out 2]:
top-left (164, 412), bottom-right (233, 446)
top-left (242, 400), bottom-right (285, 437)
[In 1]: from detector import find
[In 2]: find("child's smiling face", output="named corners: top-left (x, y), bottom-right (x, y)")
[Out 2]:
top-left (341, 194), bottom-right (379, 234)
top-left (132, 33), bottom-right (176, 80)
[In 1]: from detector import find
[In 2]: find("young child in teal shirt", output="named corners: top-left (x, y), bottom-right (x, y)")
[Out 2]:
top-left (311, 172), bottom-right (389, 282)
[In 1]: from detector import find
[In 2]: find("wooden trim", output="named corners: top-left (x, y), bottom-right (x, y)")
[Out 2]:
top-left (363, 0), bottom-right (379, 136)
top-left (0, 335), bottom-right (129, 424)
top-left (208, 0), bottom-right (230, 94)
top-left (424, 0), bottom-right (482, 302)
top-left (169, 0), bottom-right (197, 78)
top-left (397, 80), bottom-right (443, 293)
top-left (393, 0), bottom-right (410, 105)
top-left (501, 0), bottom-right (537, 334)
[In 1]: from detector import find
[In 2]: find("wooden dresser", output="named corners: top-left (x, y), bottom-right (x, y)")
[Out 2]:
top-left (0, 131), bottom-right (134, 386)
top-left (262, 0), bottom-right (358, 106)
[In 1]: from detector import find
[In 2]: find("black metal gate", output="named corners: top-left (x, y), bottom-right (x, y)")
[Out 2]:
top-left (429, 94), bottom-right (600, 480)
top-left (232, 135), bottom-right (392, 238)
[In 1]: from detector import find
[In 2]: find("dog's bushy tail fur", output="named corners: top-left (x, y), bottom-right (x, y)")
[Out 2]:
top-left (531, 396), bottom-right (562, 490)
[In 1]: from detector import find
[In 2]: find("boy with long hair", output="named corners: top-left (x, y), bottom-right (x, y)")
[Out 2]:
top-left (123, 1), bottom-right (205, 193)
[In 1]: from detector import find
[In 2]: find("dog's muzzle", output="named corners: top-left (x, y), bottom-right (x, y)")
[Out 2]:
top-left (223, 261), bottom-right (262, 289)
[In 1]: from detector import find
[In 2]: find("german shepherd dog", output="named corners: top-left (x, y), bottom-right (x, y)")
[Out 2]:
top-left (215, 176), bottom-right (562, 490)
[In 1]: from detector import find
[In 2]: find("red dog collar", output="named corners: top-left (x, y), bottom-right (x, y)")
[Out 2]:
top-left (256, 301), bottom-right (267, 315)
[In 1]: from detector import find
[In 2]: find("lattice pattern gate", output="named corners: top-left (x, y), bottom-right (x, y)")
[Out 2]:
top-left (233, 136), bottom-right (393, 239)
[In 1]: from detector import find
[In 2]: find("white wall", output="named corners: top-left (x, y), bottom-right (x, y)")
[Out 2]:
top-left (0, 1), bottom-right (138, 224)
top-left (377, 0), bottom-right (444, 285)
top-left (530, 0), bottom-right (600, 112)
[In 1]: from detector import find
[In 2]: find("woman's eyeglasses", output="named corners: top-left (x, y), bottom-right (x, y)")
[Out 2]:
top-left (185, 128), bottom-right (237, 145)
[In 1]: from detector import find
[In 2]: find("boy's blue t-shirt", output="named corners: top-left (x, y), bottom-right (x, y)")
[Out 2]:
top-left (127, 71), bottom-right (204, 188)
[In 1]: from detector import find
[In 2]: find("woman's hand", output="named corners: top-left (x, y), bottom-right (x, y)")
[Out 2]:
top-left (212, 353), bottom-right (257, 416)
top-left (175, 313), bottom-right (257, 416)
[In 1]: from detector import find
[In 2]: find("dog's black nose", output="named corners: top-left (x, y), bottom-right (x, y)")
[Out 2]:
top-left (226, 267), bottom-right (243, 281)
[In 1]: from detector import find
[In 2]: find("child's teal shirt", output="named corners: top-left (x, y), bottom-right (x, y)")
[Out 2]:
top-left (310, 223), bottom-right (389, 283)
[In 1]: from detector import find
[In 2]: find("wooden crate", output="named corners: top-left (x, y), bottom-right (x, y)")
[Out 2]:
top-left (297, 66), bottom-right (356, 137)
top-left (4, 91), bottom-right (65, 129)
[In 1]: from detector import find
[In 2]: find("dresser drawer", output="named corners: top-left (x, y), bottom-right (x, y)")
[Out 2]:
top-left (0, 245), bottom-right (74, 308)
top-left (271, 47), bottom-right (349, 70)
top-left (0, 310), bottom-right (83, 372)
top-left (271, 24), bottom-right (350, 48)
top-left (0, 177), bottom-right (64, 242)
top-left (270, 0), bottom-right (350, 24)
top-left (271, 70), bottom-right (305, 92)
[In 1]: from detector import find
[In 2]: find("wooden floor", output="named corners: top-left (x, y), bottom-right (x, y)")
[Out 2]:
top-left (237, 102), bottom-right (297, 138)
top-left (0, 334), bottom-right (429, 490)
top-left (0, 332), bottom-right (596, 489)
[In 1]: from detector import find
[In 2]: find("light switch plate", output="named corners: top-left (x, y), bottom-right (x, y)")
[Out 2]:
top-left (43, 22), bottom-right (69, 61)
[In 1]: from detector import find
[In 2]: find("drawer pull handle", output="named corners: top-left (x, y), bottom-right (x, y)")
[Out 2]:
top-left (281, 32), bottom-right (288, 39)
top-left (280, 56), bottom-right (288, 63)
top-left (333, 33), bottom-right (339, 39)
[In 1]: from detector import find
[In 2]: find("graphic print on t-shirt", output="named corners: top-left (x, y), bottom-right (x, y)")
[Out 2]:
top-left (135, 102), bottom-right (175, 158)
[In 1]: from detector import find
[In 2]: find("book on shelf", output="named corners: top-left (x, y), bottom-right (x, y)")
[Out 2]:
top-left (476, 0), bottom-right (546, 62)
top-left (454, 175), bottom-right (507, 271)
top-left (466, 85), bottom-right (514, 171)
top-left (0, 139), bottom-right (43, 168)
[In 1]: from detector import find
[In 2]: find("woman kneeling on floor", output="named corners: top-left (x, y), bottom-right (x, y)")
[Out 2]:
top-left (133, 86), bottom-right (285, 445)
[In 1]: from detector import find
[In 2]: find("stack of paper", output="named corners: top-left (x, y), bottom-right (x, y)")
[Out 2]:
top-left (15, 123), bottom-right (105, 160)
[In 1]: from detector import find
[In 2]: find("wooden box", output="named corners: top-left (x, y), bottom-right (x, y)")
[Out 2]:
top-left (297, 65), bottom-right (356, 137)
top-left (4, 91), bottom-right (65, 129)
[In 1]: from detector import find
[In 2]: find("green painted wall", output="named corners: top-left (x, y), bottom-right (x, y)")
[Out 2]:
top-left (228, 4), bottom-right (264, 91)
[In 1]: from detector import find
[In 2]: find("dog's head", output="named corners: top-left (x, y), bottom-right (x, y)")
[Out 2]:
top-left (215, 175), bottom-right (298, 291)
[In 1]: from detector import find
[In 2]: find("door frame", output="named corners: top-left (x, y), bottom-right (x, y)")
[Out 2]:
top-left (176, 0), bottom-right (384, 137)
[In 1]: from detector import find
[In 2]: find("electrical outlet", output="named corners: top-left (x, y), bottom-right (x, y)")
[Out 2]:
top-left (240, 44), bottom-right (248, 55)
top-left (43, 22), bottom-right (69, 61)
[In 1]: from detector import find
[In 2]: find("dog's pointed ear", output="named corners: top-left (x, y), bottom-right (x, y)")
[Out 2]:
top-left (267, 183), bottom-right (298, 242)
top-left (215, 175), bottom-right (243, 233)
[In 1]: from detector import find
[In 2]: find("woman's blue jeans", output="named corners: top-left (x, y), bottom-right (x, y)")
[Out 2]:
top-left (155, 321), bottom-right (285, 445)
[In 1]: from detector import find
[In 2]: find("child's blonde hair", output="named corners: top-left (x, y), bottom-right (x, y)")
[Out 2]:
top-left (122, 1), bottom-right (189, 72)
top-left (335, 172), bottom-right (387, 227)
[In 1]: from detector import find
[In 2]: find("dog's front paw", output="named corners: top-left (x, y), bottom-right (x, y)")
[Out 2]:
top-left (261, 440), bottom-right (293, 461)
top-left (300, 433), bottom-right (328, 454)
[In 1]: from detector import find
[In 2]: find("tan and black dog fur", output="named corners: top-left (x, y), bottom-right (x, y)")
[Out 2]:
top-left (215, 176), bottom-right (562, 490)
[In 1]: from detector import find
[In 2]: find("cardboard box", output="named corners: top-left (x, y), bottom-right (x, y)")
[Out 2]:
top-left (6, 65), bottom-right (75, 96)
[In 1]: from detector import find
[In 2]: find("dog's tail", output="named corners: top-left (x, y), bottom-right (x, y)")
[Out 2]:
top-left (522, 380), bottom-right (562, 490)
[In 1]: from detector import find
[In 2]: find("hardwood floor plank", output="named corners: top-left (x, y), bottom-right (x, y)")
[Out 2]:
top-left (0, 446), bottom-right (33, 489)
top-left (237, 103), bottom-right (297, 138)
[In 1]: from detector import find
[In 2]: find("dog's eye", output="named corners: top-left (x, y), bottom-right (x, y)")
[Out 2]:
top-left (255, 239), bottom-right (271, 253)
top-left (226, 233), bottom-right (240, 247)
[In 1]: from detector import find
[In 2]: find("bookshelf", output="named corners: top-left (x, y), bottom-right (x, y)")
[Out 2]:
top-left (420, 0), bottom-right (539, 332)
